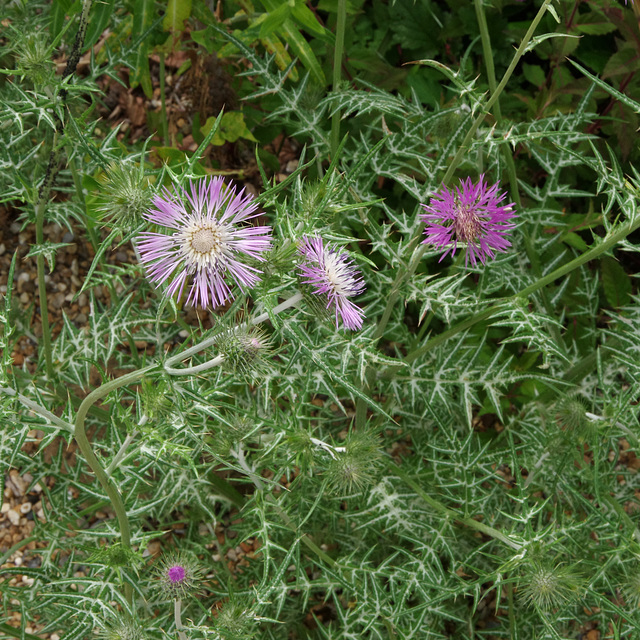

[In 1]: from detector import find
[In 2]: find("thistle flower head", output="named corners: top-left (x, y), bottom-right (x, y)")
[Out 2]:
top-left (326, 430), bottom-right (381, 493)
top-left (218, 325), bottom-right (273, 378)
top-left (97, 618), bottom-right (146, 640)
top-left (135, 177), bottom-right (272, 309)
top-left (97, 162), bottom-right (152, 229)
top-left (420, 175), bottom-right (516, 266)
top-left (518, 562), bottom-right (582, 610)
top-left (298, 235), bottom-right (365, 331)
top-left (16, 33), bottom-right (53, 85)
top-left (155, 551), bottom-right (203, 600)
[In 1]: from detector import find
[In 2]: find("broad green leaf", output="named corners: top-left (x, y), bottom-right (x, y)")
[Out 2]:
top-left (291, 0), bottom-right (334, 42)
top-left (51, 0), bottom-right (77, 41)
top-left (601, 256), bottom-right (632, 309)
top-left (85, 0), bottom-right (117, 47)
top-left (256, 0), bottom-right (326, 85)
top-left (202, 112), bottom-right (258, 145)
top-left (522, 63), bottom-right (545, 88)
top-left (256, 3), bottom-right (291, 39)
top-left (163, 0), bottom-right (192, 33)
top-left (131, 0), bottom-right (154, 98)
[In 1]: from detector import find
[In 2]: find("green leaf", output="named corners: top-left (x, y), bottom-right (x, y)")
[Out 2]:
top-left (256, 0), bottom-right (326, 85)
top-left (163, 0), bottom-right (192, 33)
top-left (202, 111), bottom-right (258, 145)
top-left (601, 256), bottom-right (632, 309)
top-left (51, 0), bottom-right (77, 41)
top-left (131, 0), bottom-right (154, 98)
top-left (291, 0), bottom-right (334, 42)
top-left (256, 3), bottom-right (291, 39)
top-left (574, 12), bottom-right (617, 35)
top-left (522, 63), bottom-right (546, 87)
top-left (85, 0), bottom-right (116, 48)
top-left (561, 232), bottom-right (590, 252)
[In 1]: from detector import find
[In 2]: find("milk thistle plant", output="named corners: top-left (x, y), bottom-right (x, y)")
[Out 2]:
top-left (2, 1), bottom-right (640, 639)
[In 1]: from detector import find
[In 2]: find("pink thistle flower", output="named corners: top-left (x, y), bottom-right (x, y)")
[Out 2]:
top-left (135, 177), bottom-right (272, 308)
top-left (298, 235), bottom-right (365, 331)
top-left (420, 175), bottom-right (516, 267)
top-left (156, 552), bottom-right (202, 600)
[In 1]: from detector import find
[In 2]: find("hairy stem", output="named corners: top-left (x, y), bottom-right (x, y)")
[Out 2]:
top-left (174, 599), bottom-right (187, 640)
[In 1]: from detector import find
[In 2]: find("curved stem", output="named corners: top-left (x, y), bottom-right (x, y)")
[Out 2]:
top-left (165, 355), bottom-right (225, 377)
top-left (73, 364), bottom-right (157, 604)
top-left (164, 292), bottom-right (302, 369)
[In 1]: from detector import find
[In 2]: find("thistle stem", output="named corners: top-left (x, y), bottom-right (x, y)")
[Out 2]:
top-left (403, 215), bottom-right (640, 364)
top-left (330, 0), bottom-right (347, 159)
top-left (174, 599), bottom-right (187, 640)
top-left (73, 364), bottom-right (157, 604)
top-left (164, 292), bottom-right (302, 370)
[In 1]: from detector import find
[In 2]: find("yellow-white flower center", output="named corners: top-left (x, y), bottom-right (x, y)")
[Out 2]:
top-left (191, 228), bottom-right (216, 253)
top-left (178, 221), bottom-right (230, 270)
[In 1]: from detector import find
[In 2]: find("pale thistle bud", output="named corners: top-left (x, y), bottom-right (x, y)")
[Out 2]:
top-left (217, 326), bottom-right (273, 378)
top-left (97, 162), bottom-right (152, 230)
top-left (97, 618), bottom-right (146, 640)
top-left (555, 395), bottom-right (595, 440)
top-left (16, 33), bottom-right (54, 86)
top-left (213, 598), bottom-right (259, 640)
top-left (326, 430), bottom-right (381, 493)
top-left (518, 562), bottom-right (583, 610)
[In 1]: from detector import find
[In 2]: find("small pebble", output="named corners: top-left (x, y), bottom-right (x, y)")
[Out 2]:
top-left (0, 243), bottom-right (5, 255)
top-left (7, 509), bottom-right (20, 526)
top-left (62, 231), bottom-right (74, 242)
top-left (20, 502), bottom-right (32, 514)
top-left (19, 293), bottom-right (29, 304)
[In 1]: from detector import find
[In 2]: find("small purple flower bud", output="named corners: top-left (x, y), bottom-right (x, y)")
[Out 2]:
top-left (155, 552), bottom-right (202, 599)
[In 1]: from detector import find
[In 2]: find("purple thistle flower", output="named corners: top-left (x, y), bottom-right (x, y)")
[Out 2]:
top-left (135, 177), bottom-right (272, 308)
top-left (156, 552), bottom-right (202, 599)
top-left (298, 235), bottom-right (366, 331)
top-left (420, 175), bottom-right (516, 267)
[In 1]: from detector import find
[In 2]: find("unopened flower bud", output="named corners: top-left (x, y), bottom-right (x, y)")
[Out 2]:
top-left (97, 162), bottom-right (152, 230)
top-left (218, 326), bottom-right (273, 378)
top-left (155, 551), bottom-right (203, 600)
